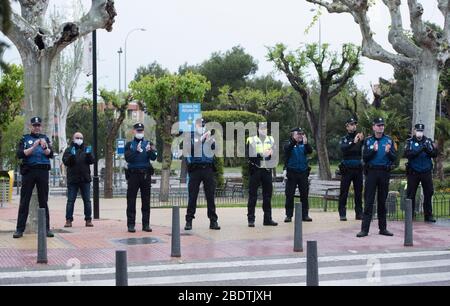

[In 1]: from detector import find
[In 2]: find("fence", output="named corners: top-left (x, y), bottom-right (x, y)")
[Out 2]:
top-left (147, 189), bottom-right (450, 221)
top-left (0, 177), bottom-right (9, 207)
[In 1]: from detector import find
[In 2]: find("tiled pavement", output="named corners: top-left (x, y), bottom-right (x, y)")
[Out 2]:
top-left (0, 196), bottom-right (449, 269)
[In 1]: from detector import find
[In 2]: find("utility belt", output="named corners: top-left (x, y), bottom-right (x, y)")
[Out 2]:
top-left (20, 164), bottom-right (50, 175)
top-left (364, 164), bottom-right (394, 173)
top-left (125, 167), bottom-right (154, 180)
top-left (249, 162), bottom-right (271, 174)
top-left (188, 163), bottom-right (214, 173)
top-left (128, 168), bottom-right (151, 174)
top-left (287, 167), bottom-right (311, 177)
top-left (405, 163), bottom-right (432, 176)
top-left (339, 163), bottom-right (363, 174)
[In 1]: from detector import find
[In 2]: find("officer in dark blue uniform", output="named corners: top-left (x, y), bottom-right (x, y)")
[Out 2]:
top-left (185, 118), bottom-right (220, 231)
top-left (338, 117), bottom-right (364, 221)
top-left (13, 117), bottom-right (54, 239)
top-left (124, 123), bottom-right (158, 233)
top-left (404, 123), bottom-right (438, 222)
top-left (283, 128), bottom-right (313, 223)
top-left (357, 118), bottom-right (397, 238)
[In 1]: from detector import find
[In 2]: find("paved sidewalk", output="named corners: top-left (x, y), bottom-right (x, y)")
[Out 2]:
top-left (0, 196), bottom-right (449, 269)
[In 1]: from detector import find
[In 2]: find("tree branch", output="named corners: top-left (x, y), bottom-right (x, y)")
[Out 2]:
top-left (308, 0), bottom-right (417, 71)
top-left (353, 6), bottom-right (416, 71)
top-left (18, 0), bottom-right (49, 26)
top-left (438, 0), bottom-right (450, 44)
top-left (328, 60), bottom-right (358, 99)
top-left (52, 0), bottom-right (116, 56)
top-left (382, 0), bottom-right (421, 58)
top-left (306, 0), bottom-right (351, 13)
top-left (4, 11), bottom-right (39, 57)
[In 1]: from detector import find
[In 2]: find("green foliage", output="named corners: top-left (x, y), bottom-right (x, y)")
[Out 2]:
top-left (358, 108), bottom-right (409, 144)
top-left (1, 115), bottom-right (24, 169)
top-left (131, 72), bottom-right (211, 129)
top-left (435, 117), bottom-right (450, 142)
top-left (214, 157), bottom-right (225, 188)
top-left (304, 7), bottom-right (322, 35)
top-left (245, 75), bottom-right (284, 92)
top-left (134, 61), bottom-right (170, 82)
top-left (180, 46), bottom-right (258, 107)
top-left (0, 64), bottom-right (24, 128)
top-left (202, 110), bottom-right (266, 126)
top-left (67, 99), bottom-right (108, 159)
top-left (216, 86), bottom-right (287, 116)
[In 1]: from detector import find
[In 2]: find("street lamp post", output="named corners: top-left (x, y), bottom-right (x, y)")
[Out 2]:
top-left (124, 28), bottom-right (146, 92)
top-left (118, 48), bottom-right (123, 93)
top-left (117, 47), bottom-right (124, 188)
top-left (310, 8), bottom-right (322, 55)
top-left (92, 30), bottom-right (100, 220)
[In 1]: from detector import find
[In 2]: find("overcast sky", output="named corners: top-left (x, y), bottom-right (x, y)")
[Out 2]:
top-left (1, 0), bottom-right (444, 100)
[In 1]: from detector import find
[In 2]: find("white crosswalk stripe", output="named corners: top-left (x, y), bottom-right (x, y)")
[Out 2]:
top-left (1, 249), bottom-right (450, 286)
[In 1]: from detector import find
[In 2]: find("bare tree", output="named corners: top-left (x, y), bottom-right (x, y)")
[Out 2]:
top-left (0, 0), bottom-right (116, 231)
top-left (268, 43), bottom-right (361, 179)
top-left (0, 0), bottom-right (115, 130)
top-left (51, 2), bottom-right (85, 157)
top-left (306, 0), bottom-right (450, 139)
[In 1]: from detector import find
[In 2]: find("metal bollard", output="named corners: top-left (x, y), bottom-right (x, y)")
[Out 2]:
top-left (306, 241), bottom-right (319, 286)
top-left (404, 199), bottom-right (413, 247)
top-left (37, 208), bottom-right (48, 264)
top-left (294, 202), bottom-right (303, 252)
top-left (171, 206), bottom-right (181, 257)
top-left (115, 250), bottom-right (128, 286)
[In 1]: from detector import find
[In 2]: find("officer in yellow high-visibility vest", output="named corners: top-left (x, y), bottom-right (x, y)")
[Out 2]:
top-left (246, 123), bottom-right (278, 228)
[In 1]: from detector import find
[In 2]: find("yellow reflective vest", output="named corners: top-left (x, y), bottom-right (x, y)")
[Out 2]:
top-left (246, 136), bottom-right (275, 168)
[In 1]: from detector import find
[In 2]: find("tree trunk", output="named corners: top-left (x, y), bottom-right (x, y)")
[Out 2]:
top-left (23, 56), bottom-right (54, 234)
top-left (0, 132), bottom-right (3, 169)
top-left (104, 138), bottom-right (114, 199)
top-left (180, 157), bottom-right (187, 184)
top-left (413, 57), bottom-right (440, 140)
top-left (316, 93), bottom-right (332, 180)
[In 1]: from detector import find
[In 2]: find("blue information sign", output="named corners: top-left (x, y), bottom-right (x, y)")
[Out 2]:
top-left (179, 103), bottom-right (201, 132)
top-left (116, 139), bottom-right (126, 155)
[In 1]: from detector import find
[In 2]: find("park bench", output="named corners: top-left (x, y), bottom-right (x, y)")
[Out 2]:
top-left (217, 178), bottom-right (244, 198)
top-left (295, 179), bottom-right (341, 212)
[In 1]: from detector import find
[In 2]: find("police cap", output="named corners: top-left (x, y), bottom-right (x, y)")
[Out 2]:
top-left (415, 123), bottom-right (425, 131)
top-left (133, 123), bottom-right (145, 131)
top-left (290, 127), bottom-right (305, 134)
top-left (30, 117), bottom-right (42, 126)
top-left (346, 117), bottom-right (358, 125)
top-left (373, 117), bottom-right (385, 125)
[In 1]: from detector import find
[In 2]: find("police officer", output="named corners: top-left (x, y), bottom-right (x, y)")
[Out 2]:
top-left (283, 128), bottom-right (313, 223)
top-left (338, 117), bottom-right (364, 221)
top-left (62, 132), bottom-right (95, 228)
top-left (357, 118), bottom-right (397, 238)
top-left (124, 123), bottom-right (158, 233)
top-left (13, 117), bottom-right (54, 239)
top-left (404, 124), bottom-right (438, 222)
top-left (246, 123), bottom-right (278, 227)
top-left (185, 118), bottom-right (220, 231)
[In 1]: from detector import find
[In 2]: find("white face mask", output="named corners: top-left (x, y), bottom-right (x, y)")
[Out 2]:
top-left (416, 131), bottom-right (424, 139)
top-left (135, 133), bottom-right (145, 140)
top-left (196, 127), bottom-right (205, 135)
top-left (74, 139), bottom-right (83, 146)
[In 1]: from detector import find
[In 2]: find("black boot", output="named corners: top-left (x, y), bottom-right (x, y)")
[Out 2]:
top-left (184, 220), bottom-right (192, 231)
top-left (209, 221), bottom-right (221, 230)
top-left (263, 220), bottom-right (278, 226)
